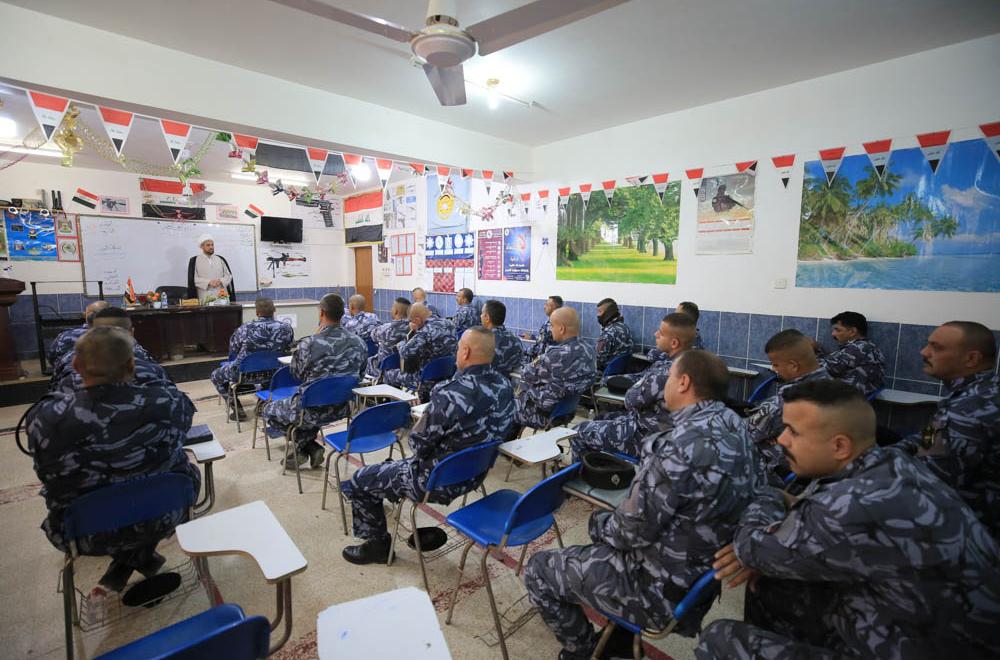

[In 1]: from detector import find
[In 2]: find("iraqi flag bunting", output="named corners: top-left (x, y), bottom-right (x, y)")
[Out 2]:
top-left (862, 139), bottom-right (892, 179)
top-left (481, 169), bottom-right (495, 198)
top-left (503, 171), bottom-right (514, 184)
top-left (736, 160), bottom-right (758, 176)
top-left (72, 187), bottom-right (99, 210)
top-left (685, 168), bottom-right (703, 198)
top-left (602, 179), bottom-right (617, 205)
top-left (981, 122), bottom-right (1000, 163)
top-left (98, 107), bottom-right (134, 157)
top-left (461, 168), bottom-right (473, 179)
top-left (520, 192), bottom-right (532, 216)
top-left (342, 153), bottom-right (365, 187)
top-left (558, 186), bottom-right (571, 211)
top-left (28, 91), bottom-right (70, 141)
top-left (578, 183), bottom-right (593, 210)
top-left (245, 204), bottom-right (264, 219)
top-left (819, 147), bottom-right (845, 185)
top-left (537, 189), bottom-right (549, 215)
top-left (375, 159), bottom-right (394, 190)
top-left (917, 131), bottom-right (950, 174)
top-left (309, 148), bottom-right (330, 184)
top-left (160, 119), bottom-right (191, 164)
top-left (410, 163), bottom-right (426, 176)
top-left (436, 165), bottom-right (452, 195)
top-left (652, 173), bottom-right (669, 204)
top-left (233, 134), bottom-right (259, 162)
top-left (771, 154), bottom-right (795, 189)
top-left (624, 175), bottom-right (648, 187)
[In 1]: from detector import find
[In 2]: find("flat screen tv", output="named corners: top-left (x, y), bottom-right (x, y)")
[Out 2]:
top-left (260, 216), bottom-right (303, 243)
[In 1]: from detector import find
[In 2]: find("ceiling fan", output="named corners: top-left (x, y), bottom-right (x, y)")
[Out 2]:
top-left (265, 0), bottom-right (629, 106)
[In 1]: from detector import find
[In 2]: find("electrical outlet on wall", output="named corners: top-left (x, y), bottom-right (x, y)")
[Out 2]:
top-left (773, 278), bottom-right (787, 289)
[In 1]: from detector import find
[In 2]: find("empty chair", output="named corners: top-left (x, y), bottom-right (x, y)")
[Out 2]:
top-left (251, 366), bottom-right (299, 460)
top-left (154, 285), bottom-right (188, 303)
top-left (228, 351), bottom-right (282, 433)
top-left (590, 352), bottom-right (633, 415)
top-left (505, 393), bottom-right (580, 481)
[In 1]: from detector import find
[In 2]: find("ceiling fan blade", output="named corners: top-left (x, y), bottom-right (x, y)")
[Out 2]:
top-left (423, 63), bottom-right (467, 106)
top-left (264, 0), bottom-right (417, 43)
top-left (466, 0), bottom-right (630, 56)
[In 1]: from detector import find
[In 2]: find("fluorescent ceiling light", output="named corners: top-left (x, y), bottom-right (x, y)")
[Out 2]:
top-left (0, 145), bottom-right (64, 159)
top-left (0, 117), bottom-right (16, 138)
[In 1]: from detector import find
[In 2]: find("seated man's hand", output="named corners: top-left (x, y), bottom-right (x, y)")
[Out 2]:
top-left (712, 543), bottom-right (759, 591)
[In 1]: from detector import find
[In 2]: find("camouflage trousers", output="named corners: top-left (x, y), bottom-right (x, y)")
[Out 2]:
top-left (263, 396), bottom-right (349, 454)
top-left (383, 368), bottom-right (420, 393)
top-left (694, 619), bottom-right (839, 660)
top-left (514, 396), bottom-right (552, 430)
top-left (524, 544), bottom-right (670, 658)
top-left (571, 411), bottom-right (643, 461)
top-left (209, 361), bottom-right (238, 396)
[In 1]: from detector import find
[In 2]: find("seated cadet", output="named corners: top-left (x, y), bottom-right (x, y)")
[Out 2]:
top-left (410, 286), bottom-right (440, 316)
top-left (342, 294), bottom-right (380, 343)
top-left (595, 298), bottom-right (633, 373)
top-left (815, 311), bottom-right (886, 396)
top-left (365, 297), bottom-right (411, 379)
top-left (700, 380), bottom-right (1000, 659)
top-left (383, 303), bottom-right (457, 400)
top-left (647, 300), bottom-right (705, 361)
top-left (209, 297), bottom-right (293, 421)
top-left (28, 326), bottom-right (201, 592)
top-left (341, 327), bottom-right (514, 564)
top-left (526, 351), bottom-right (779, 660)
top-left (50, 307), bottom-right (169, 394)
top-left (747, 330), bottom-right (830, 477)
top-left (480, 299), bottom-right (524, 378)
top-left (571, 312), bottom-right (697, 460)
top-left (898, 321), bottom-right (999, 539)
top-left (514, 306), bottom-right (596, 435)
top-left (452, 287), bottom-right (481, 333)
top-left (48, 300), bottom-right (110, 367)
top-left (525, 295), bottom-right (563, 359)
top-left (263, 294), bottom-right (367, 469)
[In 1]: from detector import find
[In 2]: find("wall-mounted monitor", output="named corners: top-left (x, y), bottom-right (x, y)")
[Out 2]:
top-left (260, 215), bottom-right (303, 243)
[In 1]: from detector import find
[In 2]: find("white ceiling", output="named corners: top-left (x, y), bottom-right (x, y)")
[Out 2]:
top-left (5, 0), bottom-right (1000, 147)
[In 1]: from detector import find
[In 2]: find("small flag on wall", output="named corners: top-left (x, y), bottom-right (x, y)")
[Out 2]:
top-left (245, 204), bottom-right (263, 219)
top-left (736, 160), bottom-right (758, 176)
top-left (538, 189), bottom-right (549, 214)
top-left (309, 148), bottom-right (330, 184)
top-left (917, 130), bottom-right (950, 174)
top-left (771, 154), bottom-right (795, 189)
top-left (652, 173), bottom-right (669, 203)
top-left (685, 168), bottom-right (703, 198)
top-left (436, 165), bottom-right (451, 195)
top-left (602, 180), bottom-right (616, 205)
top-left (160, 119), bottom-right (191, 164)
top-left (520, 192), bottom-right (532, 216)
top-left (819, 147), bottom-right (845, 185)
top-left (863, 139), bottom-right (893, 179)
top-left (558, 187), bottom-right (570, 210)
top-left (981, 122), bottom-right (1000, 163)
top-left (376, 159), bottom-right (394, 190)
top-left (482, 169), bottom-right (495, 198)
top-left (98, 107), bottom-right (134, 157)
top-left (28, 91), bottom-right (70, 141)
top-left (233, 134), bottom-right (259, 163)
top-left (578, 183), bottom-right (592, 210)
top-left (72, 187), bottom-right (99, 209)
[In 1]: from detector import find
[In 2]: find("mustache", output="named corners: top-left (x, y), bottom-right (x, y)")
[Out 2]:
top-left (781, 445), bottom-right (796, 463)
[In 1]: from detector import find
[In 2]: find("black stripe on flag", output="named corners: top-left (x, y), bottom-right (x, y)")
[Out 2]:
top-left (72, 195), bottom-right (97, 209)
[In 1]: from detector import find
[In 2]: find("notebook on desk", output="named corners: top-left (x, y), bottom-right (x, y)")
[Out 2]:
top-left (184, 424), bottom-right (214, 446)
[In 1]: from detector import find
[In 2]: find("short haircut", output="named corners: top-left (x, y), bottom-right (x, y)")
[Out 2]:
top-left (76, 326), bottom-right (135, 382)
top-left (944, 321), bottom-right (997, 363)
top-left (662, 312), bottom-right (697, 330)
top-left (597, 298), bottom-right (617, 308)
top-left (411, 287), bottom-right (426, 296)
top-left (831, 311), bottom-right (868, 336)
top-left (84, 300), bottom-right (110, 326)
top-left (320, 293), bottom-right (345, 322)
top-left (764, 329), bottom-right (808, 354)
top-left (677, 301), bottom-right (700, 322)
top-left (392, 298), bottom-right (411, 317)
top-left (255, 297), bottom-right (276, 317)
top-left (548, 295), bottom-right (563, 307)
top-left (92, 307), bottom-right (132, 330)
top-left (464, 325), bottom-right (496, 360)
top-left (394, 297), bottom-right (411, 305)
top-left (782, 379), bottom-right (876, 444)
top-left (459, 288), bottom-right (474, 303)
top-left (349, 294), bottom-right (367, 310)
top-left (483, 299), bottom-right (506, 326)
top-left (673, 350), bottom-right (730, 401)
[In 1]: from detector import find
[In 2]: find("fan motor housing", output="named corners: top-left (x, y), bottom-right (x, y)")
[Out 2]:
top-left (412, 26), bottom-right (476, 68)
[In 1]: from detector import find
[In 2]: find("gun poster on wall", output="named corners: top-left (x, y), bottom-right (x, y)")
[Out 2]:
top-left (260, 244), bottom-right (311, 284)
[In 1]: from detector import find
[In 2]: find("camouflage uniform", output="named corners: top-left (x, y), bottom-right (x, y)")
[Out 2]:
top-left (343, 363), bottom-right (514, 540)
top-left (515, 337), bottom-right (597, 429)
top-left (263, 325), bottom-right (366, 454)
top-left (899, 369), bottom-right (1000, 539)
top-left (528, 318), bottom-right (556, 360)
top-left (452, 304), bottom-right (481, 333)
top-left (50, 349), bottom-right (171, 395)
top-left (525, 400), bottom-right (779, 658)
top-left (209, 316), bottom-right (294, 395)
top-left (383, 316), bottom-right (457, 397)
top-left (596, 319), bottom-right (633, 373)
top-left (491, 325), bottom-right (525, 378)
top-left (696, 446), bottom-right (1000, 659)
top-left (747, 367), bottom-right (830, 476)
top-left (570, 352), bottom-right (679, 460)
top-left (342, 310), bottom-right (380, 343)
top-left (366, 318), bottom-right (410, 378)
top-left (28, 381), bottom-right (201, 565)
top-left (817, 338), bottom-right (886, 397)
top-left (48, 324), bottom-right (87, 367)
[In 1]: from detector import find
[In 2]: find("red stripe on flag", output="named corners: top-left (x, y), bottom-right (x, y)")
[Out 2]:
top-left (521, 193), bottom-right (531, 202)
top-left (75, 188), bottom-right (99, 201)
top-left (437, 165), bottom-right (450, 177)
top-left (685, 168), bottom-right (703, 180)
top-left (342, 153), bottom-right (362, 166)
top-left (248, 204), bottom-right (263, 216)
top-left (579, 184), bottom-right (592, 193)
top-left (736, 160), bottom-right (757, 173)
top-left (980, 122), bottom-right (1000, 138)
top-left (410, 163), bottom-right (425, 175)
top-left (461, 168), bottom-right (473, 177)
top-left (917, 131), bottom-right (950, 148)
top-left (863, 139), bottom-right (892, 154)
top-left (602, 180), bottom-right (616, 191)
top-left (376, 159), bottom-right (393, 170)
top-left (482, 170), bottom-right (494, 180)
top-left (819, 147), bottom-right (845, 160)
top-left (652, 173), bottom-right (669, 184)
top-left (308, 148), bottom-right (329, 162)
top-left (160, 119), bottom-right (190, 137)
top-left (503, 171), bottom-right (514, 180)
top-left (139, 178), bottom-right (184, 194)
top-left (771, 155), bottom-right (795, 167)
top-left (558, 187), bottom-right (570, 196)
top-left (190, 183), bottom-right (206, 194)
top-left (538, 190), bottom-right (549, 199)
top-left (98, 107), bottom-right (132, 126)
top-left (234, 134), bottom-right (258, 150)
top-left (344, 190), bottom-right (383, 213)
top-left (29, 91), bottom-right (69, 112)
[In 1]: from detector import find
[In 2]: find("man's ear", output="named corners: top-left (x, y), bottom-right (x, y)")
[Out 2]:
top-left (830, 433), bottom-right (854, 461)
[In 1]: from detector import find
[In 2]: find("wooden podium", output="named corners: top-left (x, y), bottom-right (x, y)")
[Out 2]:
top-left (0, 279), bottom-right (25, 380)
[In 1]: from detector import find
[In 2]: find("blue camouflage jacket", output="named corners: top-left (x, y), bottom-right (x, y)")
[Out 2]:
top-left (818, 338), bottom-right (886, 396)
top-left (342, 311), bottom-right (380, 343)
top-left (491, 325), bottom-right (525, 377)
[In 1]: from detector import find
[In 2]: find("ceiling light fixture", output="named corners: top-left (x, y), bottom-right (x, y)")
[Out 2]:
top-left (0, 144), bottom-right (64, 159)
top-left (486, 78), bottom-right (500, 110)
top-left (408, 56), bottom-right (534, 108)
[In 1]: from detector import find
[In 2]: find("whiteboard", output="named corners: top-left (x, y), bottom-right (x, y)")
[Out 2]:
top-left (79, 215), bottom-right (258, 297)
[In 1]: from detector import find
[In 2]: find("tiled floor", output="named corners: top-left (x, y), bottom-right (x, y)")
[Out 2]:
top-left (0, 379), bottom-right (744, 659)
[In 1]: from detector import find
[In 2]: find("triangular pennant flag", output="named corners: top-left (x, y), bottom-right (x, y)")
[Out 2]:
top-left (376, 159), bottom-right (394, 190)
top-left (436, 166), bottom-right (451, 195)
top-left (28, 91), bottom-right (70, 141)
top-left (558, 186), bottom-right (571, 210)
top-left (624, 175), bottom-right (648, 187)
top-left (578, 183), bottom-right (592, 210)
top-left (736, 160), bottom-right (758, 176)
top-left (159, 119), bottom-right (191, 164)
top-left (650, 173), bottom-right (669, 204)
top-left (862, 139), bottom-right (892, 179)
top-left (685, 168), bottom-right (703, 198)
top-left (305, 148), bottom-right (331, 184)
top-left (233, 134), bottom-right (259, 163)
top-left (917, 131), bottom-right (951, 174)
top-left (771, 154), bottom-right (795, 189)
top-left (520, 192), bottom-right (532, 216)
top-left (461, 168), bottom-right (473, 179)
top-left (503, 171), bottom-right (514, 183)
top-left (342, 152), bottom-right (365, 187)
top-left (980, 122), bottom-right (1000, 163)
top-left (819, 147), bottom-right (846, 185)
top-left (481, 169), bottom-right (495, 198)
top-left (602, 179), bottom-right (616, 205)
top-left (537, 189), bottom-right (550, 215)
top-left (98, 106), bottom-right (134, 157)
top-left (410, 163), bottom-right (426, 176)
top-left (245, 204), bottom-right (263, 219)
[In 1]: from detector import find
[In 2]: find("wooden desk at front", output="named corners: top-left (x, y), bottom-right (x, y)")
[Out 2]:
top-left (127, 304), bottom-right (242, 361)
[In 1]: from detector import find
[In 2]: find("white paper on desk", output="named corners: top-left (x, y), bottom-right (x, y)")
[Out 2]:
top-left (277, 313), bottom-right (297, 328)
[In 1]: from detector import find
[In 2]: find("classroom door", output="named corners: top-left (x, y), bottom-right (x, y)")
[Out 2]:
top-left (353, 246), bottom-right (374, 310)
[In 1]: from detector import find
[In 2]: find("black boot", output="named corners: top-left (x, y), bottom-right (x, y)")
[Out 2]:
top-left (228, 401), bottom-right (248, 422)
top-left (342, 537), bottom-right (392, 565)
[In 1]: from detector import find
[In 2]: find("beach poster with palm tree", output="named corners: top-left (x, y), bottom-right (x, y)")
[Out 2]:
top-left (556, 182), bottom-right (681, 284)
top-left (796, 138), bottom-right (1000, 291)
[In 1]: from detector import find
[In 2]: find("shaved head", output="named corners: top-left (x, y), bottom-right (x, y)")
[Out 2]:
top-left (457, 326), bottom-right (495, 370)
top-left (550, 306), bottom-right (579, 338)
top-left (348, 294), bottom-right (367, 312)
top-left (409, 303), bottom-right (431, 321)
top-left (73, 326), bottom-right (135, 385)
top-left (84, 300), bottom-right (110, 326)
top-left (765, 330), bottom-right (820, 381)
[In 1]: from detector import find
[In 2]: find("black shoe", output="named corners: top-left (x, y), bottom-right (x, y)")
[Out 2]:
top-left (597, 625), bottom-right (640, 659)
top-left (309, 445), bottom-right (326, 469)
top-left (342, 538), bottom-right (392, 565)
top-left (228, 408), bottom-right (248, 422)
top-left (281, 451), bottom-right (310, 468)
top-left (136, 551), bottom-right (166, 579)
top-left (406, 527), bottom-right (448, 552)
top-left (99, 560), bottom-right (135, 592)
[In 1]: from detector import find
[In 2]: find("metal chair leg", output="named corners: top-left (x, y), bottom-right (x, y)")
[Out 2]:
top-left (387, 500), bottom-right (404, 566)
top-left (411, 501), bottom-right (430, 593)
top-left (590, 623), bottom-right (617, 660)
top-left (553, 517), bottom-right (564, 549)
top-left (334, 453), bottom-right (349, 534)
top-left (515, 544), bottom-right (529, 576)
top-left (632, 633), bottom-right (642, 660)
top-left (62, 558), bottom-right (75, 660)
top-left (481, 545), bottom-right (510, 660)
top-left (446, 540), bottom-right (474, 625)
top-left (321, 449), bottom-right (334, 510)
top-left (234, 390), bottom-right (243, 434)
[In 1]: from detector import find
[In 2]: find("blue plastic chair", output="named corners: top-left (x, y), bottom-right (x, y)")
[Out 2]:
top-left (444, 463), bottom-right (581, 660)
top-left (365, 338), bottom-right (378, 358)
top-left (505, 393), bottom-right (580, 481)
top-left (374, 352), bottom-right (401, 385)
top-left (867, 386), bottom-right (885, 402)
top-left (591, 569), bottom-right (720, 660)
top-left (321, 400), bottom-right (412, 533)
top-left (228, 351), bottom-right (282, 433)
top-left (387, 441), bottom-right (501, 592)
top-left (252, 366), bottom-right (300, 461)
top-left (747, 374), bottom-right (779, 405)
top-left (420, 354), bottom-right (457, 393)
top-left (590, 352), bottom-right (633, 415)
top-left (280, 375), bottom-right (358, 494)
top-left (94, 604), bottom-right (270, 659)
top-left (61, 473), bottom-right (197, 660)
